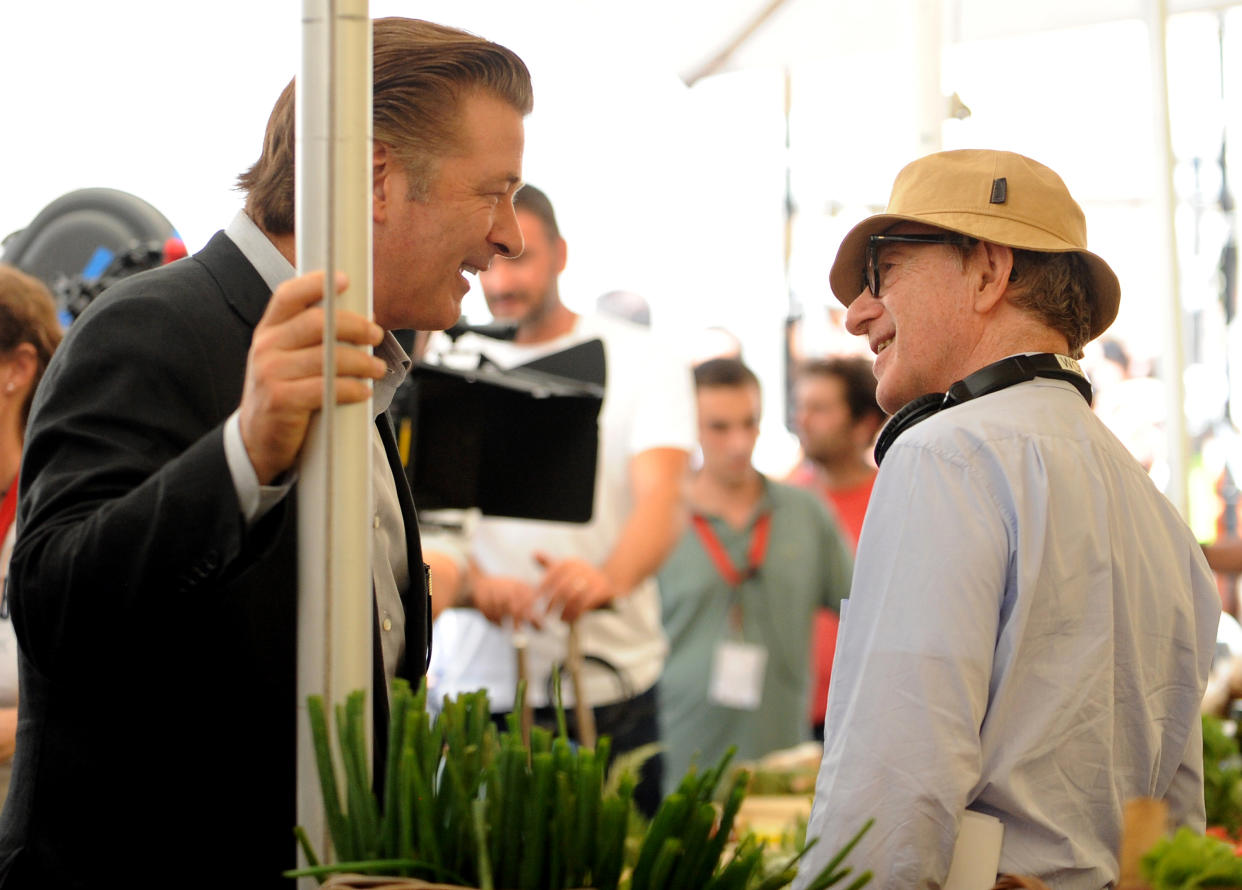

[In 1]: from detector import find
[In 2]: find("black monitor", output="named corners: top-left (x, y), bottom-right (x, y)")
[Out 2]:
top-left (391, 339), bottom-right (606, 523)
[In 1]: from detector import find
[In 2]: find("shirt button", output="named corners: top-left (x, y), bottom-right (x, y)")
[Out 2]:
top-left (373, 514), bottom-right (381, 529)
top-left (382, 616), bottom-right (393, 632)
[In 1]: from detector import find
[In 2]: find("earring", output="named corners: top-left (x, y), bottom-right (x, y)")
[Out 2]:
top-left (3, 383), bottom-right (12, 394)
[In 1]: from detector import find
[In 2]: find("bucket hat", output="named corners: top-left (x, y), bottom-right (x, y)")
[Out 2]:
top-left (829, 149), bottom-right (1120, 341)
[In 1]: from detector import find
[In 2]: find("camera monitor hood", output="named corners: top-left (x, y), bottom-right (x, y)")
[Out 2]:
top-left (394, 338), bottom-right (606, 523)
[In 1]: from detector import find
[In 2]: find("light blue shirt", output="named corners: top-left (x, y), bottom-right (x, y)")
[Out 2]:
top-left (796, 377), bottom-right (1219, 890)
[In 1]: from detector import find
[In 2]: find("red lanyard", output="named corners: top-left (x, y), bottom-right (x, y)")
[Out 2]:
top-left (0, 474), bottom-right (17, 547)
top-left (690, 511), bottom-right (772, 588)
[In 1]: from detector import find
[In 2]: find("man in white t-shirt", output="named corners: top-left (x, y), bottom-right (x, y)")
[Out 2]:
top-left (422, 185), bottom-right (694, 814)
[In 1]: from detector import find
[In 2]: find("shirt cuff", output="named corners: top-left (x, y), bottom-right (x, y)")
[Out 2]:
top-left (224, 410), bottom-right (295, 525)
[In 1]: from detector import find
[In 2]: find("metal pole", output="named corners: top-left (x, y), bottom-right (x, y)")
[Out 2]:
top-left (914, 0), bottom-right (944, 156)
top-left (1147, 0), bottom-right (1191, 517)
top-left (295, 0), bottom-right (373, 877)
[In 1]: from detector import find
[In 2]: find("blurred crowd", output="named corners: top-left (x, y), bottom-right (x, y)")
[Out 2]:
top-left (406, 181), bottom-right (1242, 815)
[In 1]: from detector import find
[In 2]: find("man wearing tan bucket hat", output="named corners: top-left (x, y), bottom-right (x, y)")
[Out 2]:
top-left (795, 150), bottom-right (1220, 889)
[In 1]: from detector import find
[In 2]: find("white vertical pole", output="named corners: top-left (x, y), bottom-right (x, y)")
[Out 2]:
top-left (914, 0), bottom-right (944, 156)
top-left (295, 0), bottom-right (373, 879)
top-left (1147, 0), bottom-right (1191, 517)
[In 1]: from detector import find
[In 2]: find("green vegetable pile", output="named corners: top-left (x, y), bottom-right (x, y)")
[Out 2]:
top-left (288, 677), bottom-right (872, 889)
top-left (1204, 714), bottom-right (1242, 835)
top-left (634, 757), bottom-right (870, 890)
top-left (1141, 826), bottom-right (1242, 889)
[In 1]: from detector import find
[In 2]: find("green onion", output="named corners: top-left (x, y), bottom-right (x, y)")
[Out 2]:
top-left (294, 682), bottom-right (871, 890)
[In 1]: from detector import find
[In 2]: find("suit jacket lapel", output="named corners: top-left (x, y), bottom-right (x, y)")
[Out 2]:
top-left (196, 230), bottom-right (430, 686)
top-left (375, 412), bottom-right (429, 681)
top-left (192, 232), bottom-right (273, 327)
top-left (371, 412), bottom-right (427, 798)
top-left (193, 232), bottom-right (429, 786)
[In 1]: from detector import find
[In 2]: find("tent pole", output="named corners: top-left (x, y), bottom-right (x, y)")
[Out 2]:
top-left (914, 0), bottom-right (944, 156)
top-left (295, 0), bottom-right (374, 880)
top-left (1147, 0), bottom-right (1191, 517)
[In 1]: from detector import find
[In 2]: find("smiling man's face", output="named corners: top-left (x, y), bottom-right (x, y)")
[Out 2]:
top-left (844, 224), bottom-right (979, 413)
top-left (371, 90), bottom-right (526, 332)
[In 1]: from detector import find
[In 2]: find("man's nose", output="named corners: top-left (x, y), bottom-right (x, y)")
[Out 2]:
top-left (490, 200), bottom-right (524, 259)
top-left (730, 431), bottom-right (755, 456)
top-left (844, 289), bottom-right (880, 336)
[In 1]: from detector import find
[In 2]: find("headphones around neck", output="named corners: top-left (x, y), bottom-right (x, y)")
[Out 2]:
top-left (873, 353), bottom-right (1093, 466)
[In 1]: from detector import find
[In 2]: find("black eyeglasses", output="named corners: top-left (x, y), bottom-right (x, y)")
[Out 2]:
top-left (863, 233), bottom-right (975, 297)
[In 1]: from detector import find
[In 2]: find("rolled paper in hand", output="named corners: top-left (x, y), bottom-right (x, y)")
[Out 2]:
top-left (944, 810), bottom-right (1005, 890)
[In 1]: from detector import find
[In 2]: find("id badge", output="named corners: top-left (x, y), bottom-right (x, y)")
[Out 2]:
top-left (709, 640), bottom-right (768, 710)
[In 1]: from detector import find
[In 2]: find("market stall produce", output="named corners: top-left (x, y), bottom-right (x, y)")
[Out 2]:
top-left (292, 679), bottom-right (872, 890)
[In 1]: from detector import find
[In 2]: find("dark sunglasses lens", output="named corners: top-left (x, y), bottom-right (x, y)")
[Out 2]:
top-left (865, 241), bottom-right (878, 295)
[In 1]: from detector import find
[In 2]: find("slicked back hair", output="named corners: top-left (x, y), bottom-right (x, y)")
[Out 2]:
top-left (237, 18), bottom-right (533, 236)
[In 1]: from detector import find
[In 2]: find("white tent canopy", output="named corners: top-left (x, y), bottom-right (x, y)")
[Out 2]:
top-left (3, 0), bottom-right (1240, 504)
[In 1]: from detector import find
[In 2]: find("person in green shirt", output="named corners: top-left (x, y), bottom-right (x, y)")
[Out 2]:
top-left (657, 358), bottom-right (853, 793)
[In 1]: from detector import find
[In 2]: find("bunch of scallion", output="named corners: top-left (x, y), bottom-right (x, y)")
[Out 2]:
top-left (287, 677), bottom-right (872, 889)
top-left (289, 677), bottom-right (630, 888)
top-left (633, 752), bottom-right (872, 890)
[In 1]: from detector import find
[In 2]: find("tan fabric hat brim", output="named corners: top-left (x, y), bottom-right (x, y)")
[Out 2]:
top-left (828, 150), bottom-right (1121, 342)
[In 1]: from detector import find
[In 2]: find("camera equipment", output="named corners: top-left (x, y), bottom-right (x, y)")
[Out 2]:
top-left (1, 188), bottom-right (178, 322)
top-left (442, 319), bottom-right (518, 343)
top-left (52, 240), bottom-right (174, 321)
top-left (391, 338), bottom-right (606, 523)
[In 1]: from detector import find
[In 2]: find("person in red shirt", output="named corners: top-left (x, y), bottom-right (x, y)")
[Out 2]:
top-left (786, 356), bottom-right (885, 738)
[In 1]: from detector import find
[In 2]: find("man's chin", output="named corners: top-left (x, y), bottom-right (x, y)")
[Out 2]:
top-left (387, 297), bottom-right (463, 333)
top-left (426, 309), bottom-right (463, 333)
top-left (875, 376), bottom-right (908, 415)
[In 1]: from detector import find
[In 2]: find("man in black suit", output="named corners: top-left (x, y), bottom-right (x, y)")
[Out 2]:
top-left (0, 18), bottom-right (530, 888)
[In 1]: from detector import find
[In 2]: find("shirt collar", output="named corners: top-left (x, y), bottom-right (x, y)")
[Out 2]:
top-left (693, 474), bottom-right (775, 525)
top-left (224, 210), bottom-right (294, 294)
top-left (373, 334), bottom-right (411, 416)
top-left (223, 210), bottom-right (410, 417)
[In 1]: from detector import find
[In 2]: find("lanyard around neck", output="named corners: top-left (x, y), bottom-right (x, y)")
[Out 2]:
top-left (691, 511), bottom-right (772, 588)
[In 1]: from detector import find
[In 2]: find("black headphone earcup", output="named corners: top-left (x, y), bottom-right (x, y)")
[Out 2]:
top-left (874, 393), bottom-right (946, 466)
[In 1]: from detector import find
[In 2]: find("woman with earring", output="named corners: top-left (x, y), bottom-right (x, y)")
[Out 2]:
top-left (0, 265), bottom-right (62, 805)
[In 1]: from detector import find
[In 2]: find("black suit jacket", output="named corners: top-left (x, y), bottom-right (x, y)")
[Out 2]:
top-left (0, 233), bottom-right (429, 888)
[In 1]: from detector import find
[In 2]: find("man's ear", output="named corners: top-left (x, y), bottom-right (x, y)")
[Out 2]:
top-left (373, 142), bottom-right (392, 223)
top-left (6, 344), bottom-right (37, 394)
top-left (554, 236), bottom-right (568, 275)
top-left (972, 241), bottom-right (1014, 314)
